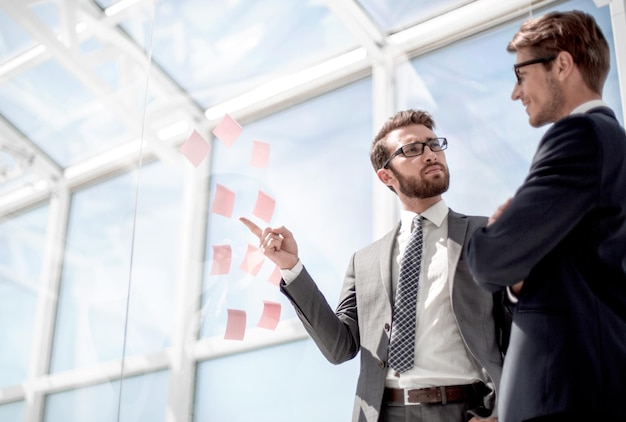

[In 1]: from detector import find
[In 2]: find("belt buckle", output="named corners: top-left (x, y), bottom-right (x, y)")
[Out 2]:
top-left (402, 387), bottom-right (444, 405)
top-left (403, 388), bottom-right (412, 405)
top-left (404, 388), bottom-right (419, 405)
top-left (402, 388), bottom-right (417, 406)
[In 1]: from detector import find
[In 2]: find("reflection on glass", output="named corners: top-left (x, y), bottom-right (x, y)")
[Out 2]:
top-left (44, 370), bottom-right (168, 422)
top-left (50, 162), bottom-right (183, 373)
top-left (0, 204), bottom-right (48, 387)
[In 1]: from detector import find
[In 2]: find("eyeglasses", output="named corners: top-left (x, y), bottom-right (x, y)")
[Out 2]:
top-left (382, 138), bottom-right (448, 169)
top-left (513, 55), bottom-right (557, 85)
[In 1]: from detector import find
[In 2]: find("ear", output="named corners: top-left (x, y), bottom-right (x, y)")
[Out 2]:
top-left (377, 168), bottom-right (393, 187)
top-left (554, 51), bottom-right (575, 81)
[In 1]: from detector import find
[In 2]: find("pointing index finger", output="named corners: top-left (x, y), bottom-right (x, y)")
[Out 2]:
top-left (239, 217), bottom-right (262, 239)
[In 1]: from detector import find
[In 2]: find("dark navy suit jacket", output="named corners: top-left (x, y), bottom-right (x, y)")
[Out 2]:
top-left (467, 107), bottom-right (626, 422)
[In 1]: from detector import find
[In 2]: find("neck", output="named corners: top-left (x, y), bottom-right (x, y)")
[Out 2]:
top-left (561, 73), bottom-right (603, 116)
top-left (566, 94), bottom-right (602, 113)
top-left (400, 195), bottom-right (442, 214)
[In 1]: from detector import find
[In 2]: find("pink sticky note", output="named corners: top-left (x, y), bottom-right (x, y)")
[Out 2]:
top-left (180, 130), bottom-right (211, 167)
top-left (267, 265), bottom-right (281, 286)
top-left (224, 309), bottom-right (246, 340)
top-left (250, 140), bottom-right (270, 168)
top-left (211, 245), bottom-right (231, 275)
top-left (212, 114), bottom-right (242, 148)
top-left (240, 244), bottom-right (264, 276)
top-left (211, 184), bottom-right (235, 218)
top-left (257, 300), bottom-right (281, 330)
top-left (252, 190), bottom-right (275, 223)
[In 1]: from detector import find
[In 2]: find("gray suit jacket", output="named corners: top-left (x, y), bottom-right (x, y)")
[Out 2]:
top-left (281, 209), bottom-right (509, 421)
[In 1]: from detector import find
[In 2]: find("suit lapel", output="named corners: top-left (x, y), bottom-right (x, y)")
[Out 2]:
top-left (381, 214), bottom-right (468, 299)
top-left (380, 224), bottom-right (400, 304)
top-left (447, 211), bottom-right (468, 296)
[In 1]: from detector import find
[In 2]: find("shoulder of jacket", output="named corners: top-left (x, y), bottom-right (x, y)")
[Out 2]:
top-left (449, 208), bottom-right (488, 224)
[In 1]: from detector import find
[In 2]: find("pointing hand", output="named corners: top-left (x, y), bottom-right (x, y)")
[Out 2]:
top-left (239, 217), bottom-right (299, 270)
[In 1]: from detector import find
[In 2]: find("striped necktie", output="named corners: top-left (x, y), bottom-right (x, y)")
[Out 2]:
top-left (388, 215), bottom-right (423, 375)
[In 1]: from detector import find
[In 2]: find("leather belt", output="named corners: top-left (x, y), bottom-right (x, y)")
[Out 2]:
top-left (384, 384), bottom-right (479, 406)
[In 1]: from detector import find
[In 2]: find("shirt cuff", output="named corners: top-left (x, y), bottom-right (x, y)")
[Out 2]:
top-left (281, 259), bottom-right (303, 285)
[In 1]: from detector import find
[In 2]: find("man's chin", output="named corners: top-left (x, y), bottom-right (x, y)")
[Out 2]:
top-left (529, 114), bottom-right (552, 128)
top-left (409, 185), bottom-right (448, 199)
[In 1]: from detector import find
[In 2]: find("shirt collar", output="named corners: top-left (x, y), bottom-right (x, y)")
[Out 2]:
top-left (570, 99), bottom-right (609, 115)
top-left (400, 199), bottom-right (448, 232)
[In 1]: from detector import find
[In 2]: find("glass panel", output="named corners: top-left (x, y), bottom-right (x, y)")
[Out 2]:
top-left (0, 0), bottom-right (63, 63)
top-left (50, 161), bottom-right (183, 373)
top-left (0, 204), bottom-right (48, 387)
top-left (357, 0), bottom-right (472, 32)
top-left (397, 0), bottom-right (622, 217)
top-left (0, 60), bottom-right (130, 168)
top-left (0, 9), bottom-right (37, 62)
top-left (29, 1), bottom-right (60, 32)
top-left (116, 0), bottom-right (358, 108)
top-left (201, 78), bottom-right (373, 339)
top-left (0, 0), bottom-right (160, 177)
top-left (195, 339), bottom-right (358, 422)
top-left (43, 370), bottom-right (168, 422)
top-left (0, 400), bottom-right (24, 420)
top-left (197, 79), bottom-right (371, 420)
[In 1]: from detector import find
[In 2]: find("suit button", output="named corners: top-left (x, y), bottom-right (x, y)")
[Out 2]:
top-left (384, 323), bottom-right (390, 331)
top-left (378, 360), bottom-right (385, 368)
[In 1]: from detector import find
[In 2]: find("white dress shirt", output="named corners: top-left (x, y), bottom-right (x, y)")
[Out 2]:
top-left (385, 200), bottom-right (482, 388)
top-left (570, 99), bottom-right (609, 114)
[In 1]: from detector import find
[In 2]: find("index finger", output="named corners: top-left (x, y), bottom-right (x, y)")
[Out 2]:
top-left (239, 217), bottom-right (262, 239)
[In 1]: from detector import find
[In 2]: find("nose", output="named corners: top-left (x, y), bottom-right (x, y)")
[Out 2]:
top-left (422, 144), bottom-right (438, 161)
top-left (511, 83), bottom-right (521, 101)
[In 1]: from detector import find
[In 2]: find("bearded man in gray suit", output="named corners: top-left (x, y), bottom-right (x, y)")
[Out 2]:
top-left (241, 109), bottom-right (511, 422)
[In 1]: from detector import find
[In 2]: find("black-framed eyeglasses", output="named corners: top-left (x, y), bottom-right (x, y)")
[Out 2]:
top-left (382, 138), bottom-right (448, 169)
top-left (513, 55), bottom-right (557, 85)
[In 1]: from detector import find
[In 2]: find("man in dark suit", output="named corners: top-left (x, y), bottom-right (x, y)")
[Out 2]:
top-left (241, 109), bottom-right (511, 422)
top-left (466, 10), bottom-right (626, 422)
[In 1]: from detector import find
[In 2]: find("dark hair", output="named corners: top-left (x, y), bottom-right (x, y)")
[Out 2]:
top-left (370, 109), bottom-right (436, 171)
top-left (507, 10), bottom-right (609, 94)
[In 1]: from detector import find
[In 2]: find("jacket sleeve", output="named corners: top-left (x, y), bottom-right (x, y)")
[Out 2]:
top-left (280, 260), bottom-right (360, 364)
top-left (466, 114), bottom-right (602, 291)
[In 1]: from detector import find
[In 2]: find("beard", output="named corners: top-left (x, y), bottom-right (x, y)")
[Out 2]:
top-left (529, 74), bottom-right (564, 127)
top-left (392, 163), bottom-right (450, 199)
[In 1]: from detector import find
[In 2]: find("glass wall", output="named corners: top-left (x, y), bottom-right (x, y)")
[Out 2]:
top-left (0, 205), bottom-right (48, 385)
top-left (43, 371), bottom-right (168, 421)
top-left (194, 76), bottom-right (372, 422)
